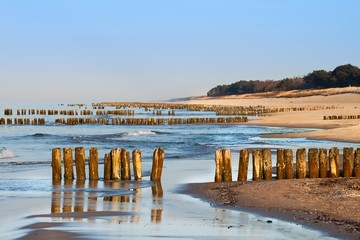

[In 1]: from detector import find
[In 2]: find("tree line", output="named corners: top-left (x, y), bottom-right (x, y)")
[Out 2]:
top-left (207, 64), bottom-right (360, 97)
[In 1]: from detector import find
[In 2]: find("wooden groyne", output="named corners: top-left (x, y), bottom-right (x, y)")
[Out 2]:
top-left (215, 147), bottom-right (360, 181)
top-left (52, 147), bottom-right (164, 182)
top-left (0, 118), bottom-right (45, 125)
top-left (323, 115), bottom-right (360, 120)
top-left (54, 117), bottom-right (249, 125)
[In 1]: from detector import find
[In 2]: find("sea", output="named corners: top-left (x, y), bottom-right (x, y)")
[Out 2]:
top-left (0, 102), bottom-right (358, 239)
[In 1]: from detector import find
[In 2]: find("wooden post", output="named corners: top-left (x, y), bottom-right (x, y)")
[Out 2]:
top-left (319, 148), bottom-right (328, 178)
top-left (252, 149), bottom-right (262, 180)
top-left (63, 148), bottom-right (74, 180)
top-left (284, 149), bottom-right (294, 179)
top-left (262, 149), bottom-right (272, 180)
top-left (276, 149), bottom-right (285, 179)
top-left (132, 149), bottom-right (142, 180)
top-left (222, 149), bottom-right (232, 181)
top-left (121, 149), bottom-right (131, 180)
top-left (237, 149), bottom-right (249, 181)
top-left (104, 153), bottom-right (111, 180)
top-left (111, 148), bottom-right (121, 180)
top-left (150, 148), bottom-right (164, 181)
top-left (89, 147), bottom-right (99, 180)
top-left (296, 148), bottom-right (306, 179)
top-left (75, 147), bottom-right (86, 180)
top-left (214, 149), bottom-right (223, 182)
top-left (329, 147), bottom-right (339, 178)
top-left (354, 148), bottom-right (360, 178)
top-left (52, 148), bottom-right (62, 180)
top-left (343, 147), bottom-right (354, 177)
top-left (308, 148), bottom-right (319, 178)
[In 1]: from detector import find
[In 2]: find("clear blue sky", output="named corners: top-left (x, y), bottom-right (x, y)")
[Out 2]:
top-left (1, 0), bottom-right (359, 102)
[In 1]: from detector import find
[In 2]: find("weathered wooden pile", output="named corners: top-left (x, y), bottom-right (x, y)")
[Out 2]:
top-left (54, 117), bottom-right (248, 125)
top-left (52, 147), bottom-right (164, 182)
top-left (0, 118), bottom-right (45, 125)
top-left (215, 147), bottom-right (360, 182)
top-left (323, 115), bottom-right (360, 120)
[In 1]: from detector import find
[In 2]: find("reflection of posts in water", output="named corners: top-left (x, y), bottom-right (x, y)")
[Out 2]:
top-left (63, 179), bottom-right (73, 220)
top-left (131, 188), bottom-right (141, 223)
top-left (74, 180), bottom-right (85, 213)
top-left (51, 180), bottom-right (61, 215)
top-left (102, 181), bottom-right (113, 210)
top-left (151, 209), bottom-right (163, 224)
top-left (213, 208), bottom-right (232, 225)
top-left (110, 181), bottom-right (121, 211)
top-left (88, 180), bottom-right (98, 223)
top-left (151, 181), bottom-right (163, 224)
top-left (119, 182), bottom-right (130, 223)
top-left (88, 180), bottom-right (98, 212)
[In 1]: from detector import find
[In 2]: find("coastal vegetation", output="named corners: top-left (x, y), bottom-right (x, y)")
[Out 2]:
top-left (207, 64), bottom-right (360, 96)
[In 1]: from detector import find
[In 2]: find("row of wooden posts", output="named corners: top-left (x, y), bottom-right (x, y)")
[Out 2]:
top-left (323, 115), bottom-right (360, 120)
top-left (55, 117), bottom-right (249, 125)
top-left (3, 103), bottom-right (343, 119)
top-left (95, 102), bottom-right (342, 115)
top-left (96, 110), bottom-right (135, 116)
top-left (3, 109), bottom-right (93, 116)
top-left (52, 147), bottom-right (164, 181)
top-left (215, 147), bottom-right (360, 182)
top-left (0, 118), bottom-right (45, 125)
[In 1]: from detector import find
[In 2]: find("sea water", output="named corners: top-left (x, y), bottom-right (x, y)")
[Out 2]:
top-left (0, 102), bottom-right (358, 239)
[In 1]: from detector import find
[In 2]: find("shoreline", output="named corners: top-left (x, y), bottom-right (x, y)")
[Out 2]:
top-left (181, 178), bottom-right (360, 240)
top-left (181, 93), bottom-right (360, 143)
top-left (178, 92), bottom-right (360, 239)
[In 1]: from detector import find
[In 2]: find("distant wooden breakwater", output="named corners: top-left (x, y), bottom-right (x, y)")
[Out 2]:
top-left (215, 147), bottom-right (360, 182)
top-left (0, 118), bottom-right (45, 125)
top-left (52, 147), bottom-right (164, 181)
top-left (4, 104), bottom-right (342, 118)
top-left (323, 115), bottom-right (360, 120)
top-left (54, 117), bottom-right (248, 125)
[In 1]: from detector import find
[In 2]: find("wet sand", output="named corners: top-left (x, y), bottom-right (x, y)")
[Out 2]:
top-left (3, 160), bottom-right (337, 240)
top-left (182, 178), bottom-right (360, 240)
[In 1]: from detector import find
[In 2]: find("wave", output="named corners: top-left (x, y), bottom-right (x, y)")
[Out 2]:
top-left (123, 131), bottom-right (156, 137)
top-left (71, 131), bottom-right (158, 140)
top-left (0, 148), bottom-right (16, 159)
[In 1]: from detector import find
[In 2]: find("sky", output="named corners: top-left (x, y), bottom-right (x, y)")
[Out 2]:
top-left (0, 0), bottom-right (359, 102)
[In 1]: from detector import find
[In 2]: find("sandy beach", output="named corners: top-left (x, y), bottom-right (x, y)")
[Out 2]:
top-left (179, 89), bottom-right (360, 239)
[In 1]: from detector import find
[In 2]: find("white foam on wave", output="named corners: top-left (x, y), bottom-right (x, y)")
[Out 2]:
top-left (125, 131), bottom-right (156, 137)
top-left (0, 149), bottom-right (16, 159)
